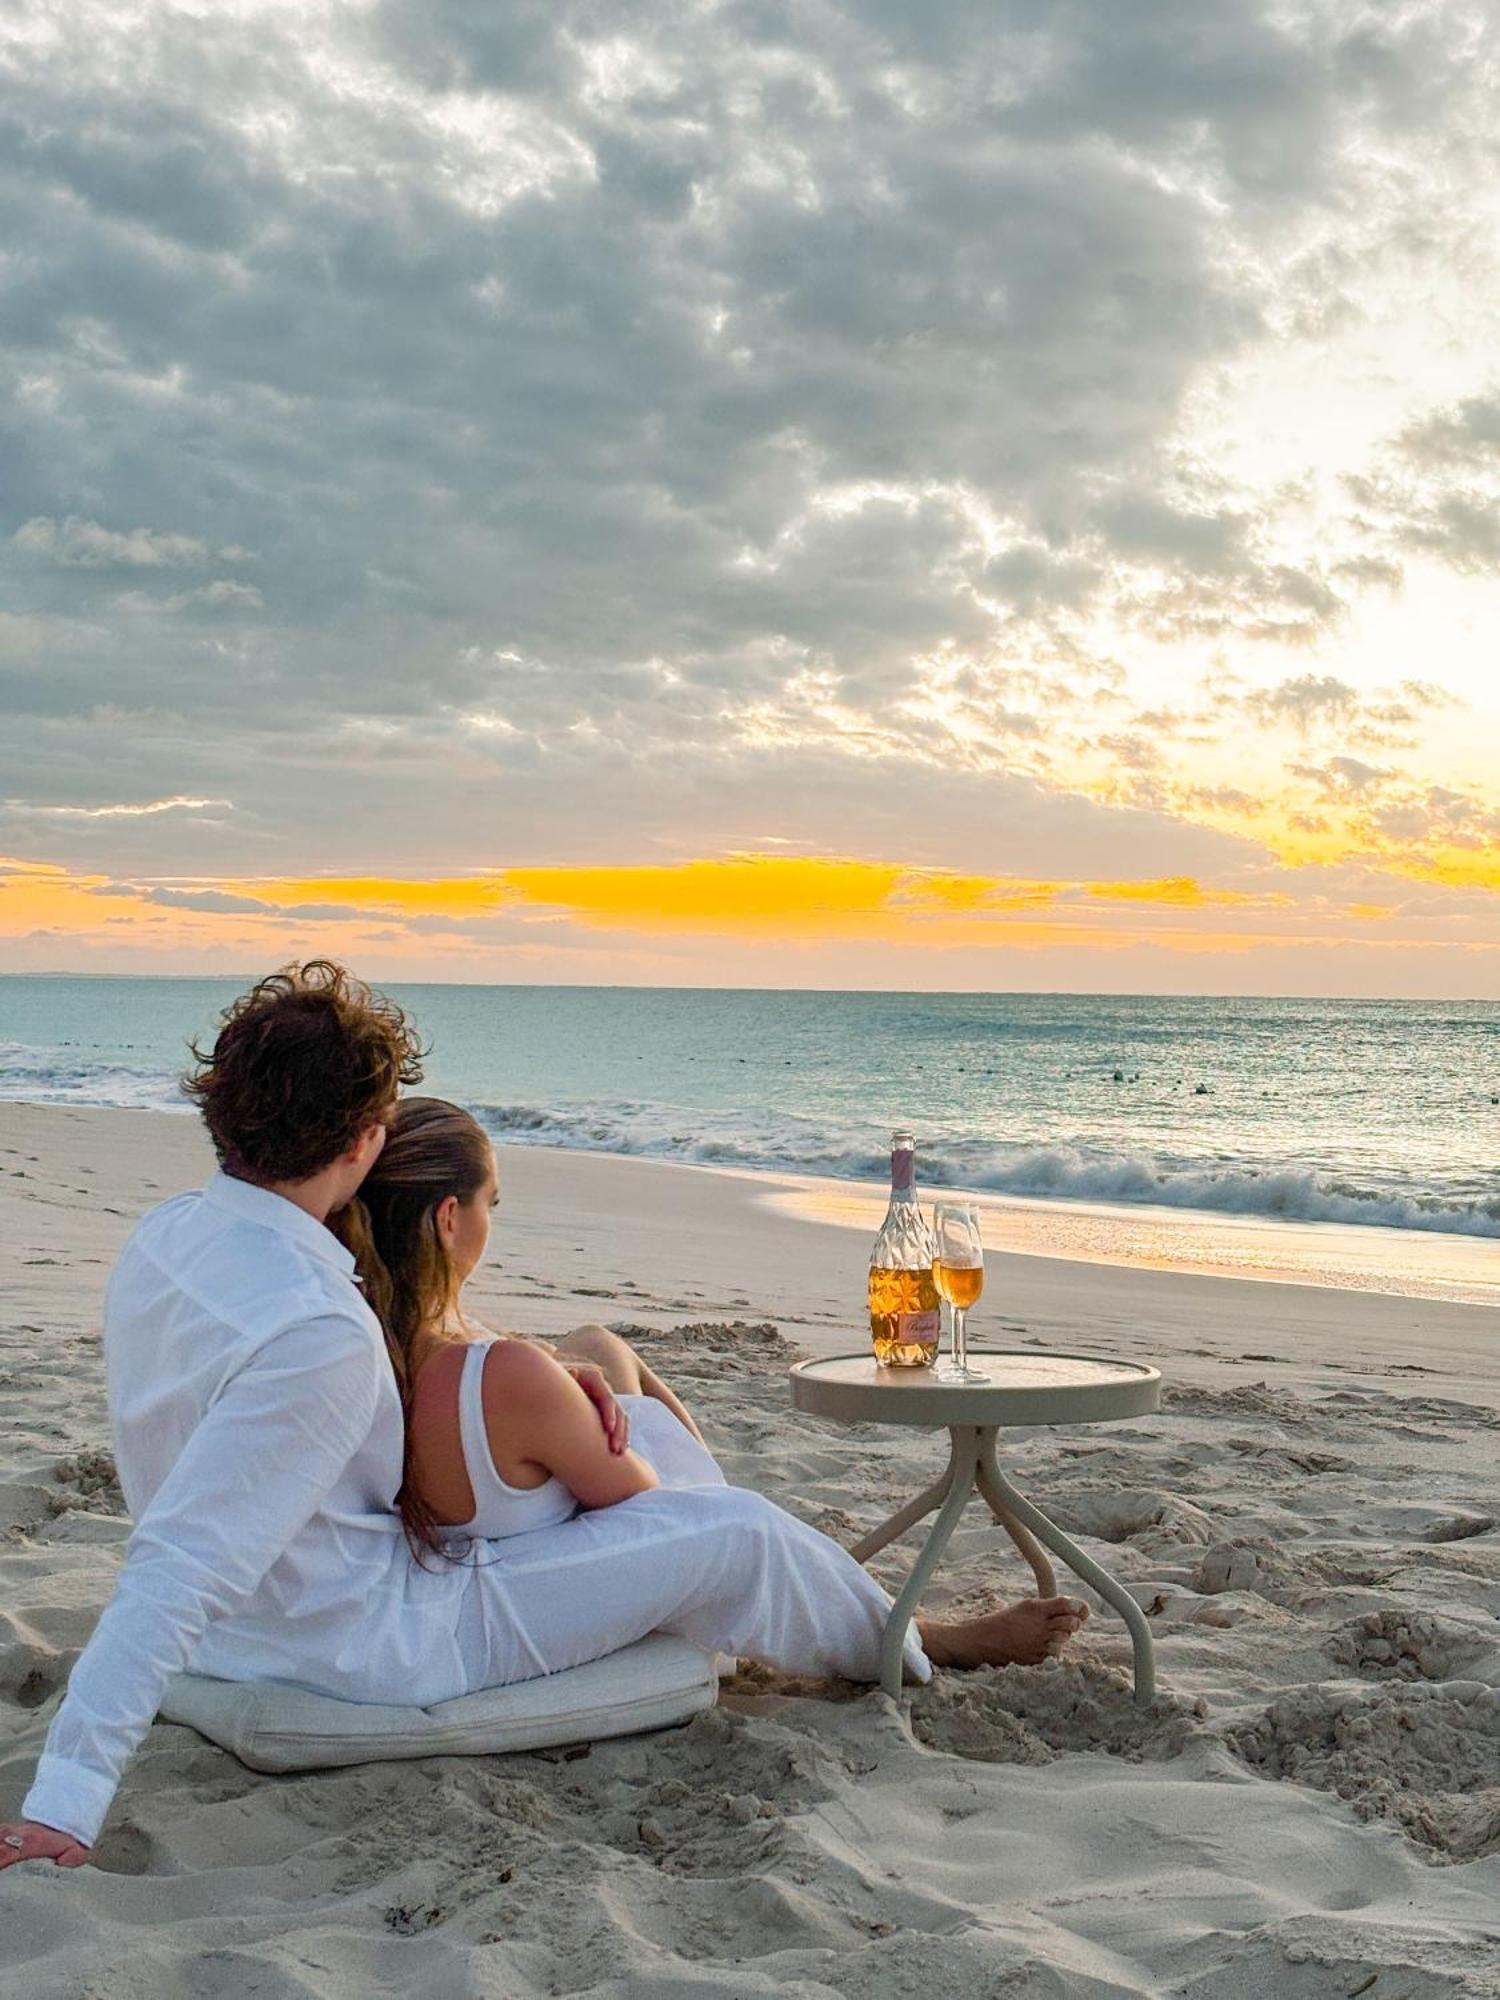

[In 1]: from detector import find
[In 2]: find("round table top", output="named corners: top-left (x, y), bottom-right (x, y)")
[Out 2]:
top-left (789, 1350), bottom-right (1161, 1429)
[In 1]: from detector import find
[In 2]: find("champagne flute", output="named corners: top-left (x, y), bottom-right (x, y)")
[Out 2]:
top-left (932, 1202), bottom-right (985, 1383)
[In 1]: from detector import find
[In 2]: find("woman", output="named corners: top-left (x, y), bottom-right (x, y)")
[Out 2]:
top-left (334, 1097), bottom-right (730, 1557)
top-left (338, 1097), bottom-right (1085, 1672)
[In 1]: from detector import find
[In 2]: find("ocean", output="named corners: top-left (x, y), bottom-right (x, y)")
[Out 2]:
top-left (4, 976), bottom-right (1500, 1301)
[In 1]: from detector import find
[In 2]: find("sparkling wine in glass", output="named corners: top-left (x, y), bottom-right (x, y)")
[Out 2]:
top-left (932, 1202), bottom-right (985, 1383)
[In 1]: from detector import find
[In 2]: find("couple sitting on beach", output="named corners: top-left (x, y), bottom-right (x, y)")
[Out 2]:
top-left (2, 963), bottom-right (1086, 1870)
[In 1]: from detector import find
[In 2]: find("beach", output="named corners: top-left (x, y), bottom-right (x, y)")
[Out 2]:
top-left (4, 1102), bottom-right (1500, 1996)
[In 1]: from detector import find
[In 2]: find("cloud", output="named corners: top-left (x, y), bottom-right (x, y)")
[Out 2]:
top-left (1245, 673), bottom-right (1362, 731)
top-left (1333, 379), bottom-right (1500, 580)
top-left (1288, 755), bottom-right (1392, 799)
top-left (3, 794), bottom-right (230, 819)
top-left (12, 516), bottom-right (225, 569)
top-left (0, 0), bottom-right (1496, 974)
top-left (1085, 876), bottom-right (1290, 911)
top-left (1399, 391), bottom-right (1500, 469)
top-left (117, 580), bottom-right (265, 614)
top-left (140, 886), bottom-right (274, 915)
top-left (1240, 673), bottom-right (1451, 748)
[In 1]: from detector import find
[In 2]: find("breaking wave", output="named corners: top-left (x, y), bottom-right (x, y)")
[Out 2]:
top-left (475, 1100), bottom-right (1500, 1240)
top-left (5, 1038), bottom-right (1497, 1241)
top-left (0, 1042), bottom-right (189, 1114)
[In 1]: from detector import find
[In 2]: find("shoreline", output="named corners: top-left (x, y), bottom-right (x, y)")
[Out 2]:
top-left (6, 1091), bottom-right (1500, 1310)
top-left (3, 1102), bottom-right (1497, 1402)
top-left (754, 1168), bottom-right (1500, 1309)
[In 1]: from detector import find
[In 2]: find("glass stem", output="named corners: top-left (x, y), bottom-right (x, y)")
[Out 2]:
top-left (952, 1306), bottom-right (966, 1374)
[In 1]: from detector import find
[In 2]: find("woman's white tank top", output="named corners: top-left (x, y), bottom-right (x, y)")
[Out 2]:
top-left (452, 1338), bottom-right (579, 1540)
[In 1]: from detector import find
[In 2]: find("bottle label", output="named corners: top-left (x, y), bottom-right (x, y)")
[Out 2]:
top-left (891, 1148), bottom-right (915, 1192)
top-left (894, 1310), bottom-right (938, 1341)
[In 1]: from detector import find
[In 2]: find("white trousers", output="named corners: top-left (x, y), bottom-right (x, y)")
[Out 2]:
top-left (620, 1394), bottom-right (728, 1491)
top-left (458, 1396), bottom-right (930, 1688)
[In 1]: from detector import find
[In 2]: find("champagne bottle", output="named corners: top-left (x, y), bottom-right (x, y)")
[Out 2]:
top-left (868, 1129), bottom-right (939, 1367)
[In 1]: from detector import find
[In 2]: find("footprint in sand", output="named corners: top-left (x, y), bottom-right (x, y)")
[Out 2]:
top-left (0, 1481), bottom-right (57, 1537)
top-left (1418, 1512), bottom-right (1494, 1545)
top-left (1050, 1485), bottom-right (1218, 1553)
top-left (1228, 1680), bottom-right (1500, 1861)
top-left (0, 1628), bottom-right (67, 1709)
top-left (1326, 1608), bottom-right (1490, 1684)
top-left (911, 1657), bottom-right (1204, 1766)
top-left (89, 1822), bottom-right (165, 1876)
top-left (1194, 1544), bottom-right (1263, 1594)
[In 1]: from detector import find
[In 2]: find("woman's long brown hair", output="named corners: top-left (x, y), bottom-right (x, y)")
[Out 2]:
top-left (333, 1095), bottom-right (494, 1562)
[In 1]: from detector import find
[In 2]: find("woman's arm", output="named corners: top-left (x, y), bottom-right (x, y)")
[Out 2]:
top-left (482, 1341), bottom-right (658, 1510)
top-left (14, 1314), bottom-right (379, 1851)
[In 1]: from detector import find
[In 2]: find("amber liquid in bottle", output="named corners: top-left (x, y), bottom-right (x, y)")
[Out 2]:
top-left (869, 1265), bottom-right (941, 1366)
top-left (868, 1130), bottom-right (940, 1367)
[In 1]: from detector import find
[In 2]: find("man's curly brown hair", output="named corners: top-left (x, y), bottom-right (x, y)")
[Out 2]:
top-left (183, 961), bottom-right (426, 1184)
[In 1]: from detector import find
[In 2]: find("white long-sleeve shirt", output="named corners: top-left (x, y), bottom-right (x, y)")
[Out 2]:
top-left (22, 1173), bottom-right (473, 1846)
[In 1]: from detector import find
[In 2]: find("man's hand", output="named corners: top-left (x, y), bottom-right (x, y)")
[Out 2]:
top-left (562, 1362), bottom-right (629, 1454)
top-left (0, 1821), bottom-right (91, 1870)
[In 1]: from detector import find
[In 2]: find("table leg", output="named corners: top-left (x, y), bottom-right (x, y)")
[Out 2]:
top-left (853, 1430), bottom-right (1059, 1593)
top-left (976, 1433), bottom-right (1156, 1708)
top-left (879, 1426), bottom-right (981, 1698)
top-left (850, 1451), bottom-right (960, 1565)
top-left (973, 1426), bottom-right (1058, 1599)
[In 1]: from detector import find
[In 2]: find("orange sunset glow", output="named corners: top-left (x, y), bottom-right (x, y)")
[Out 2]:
top-left (2, 841), bottom-right (1489, 990)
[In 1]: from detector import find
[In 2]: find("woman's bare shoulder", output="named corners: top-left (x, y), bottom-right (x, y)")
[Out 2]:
top-left (478, 1336), bottom-right (569, 1408)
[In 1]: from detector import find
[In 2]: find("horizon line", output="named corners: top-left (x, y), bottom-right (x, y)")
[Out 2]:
top-left (2, 969), bottom-right (1498, 1005)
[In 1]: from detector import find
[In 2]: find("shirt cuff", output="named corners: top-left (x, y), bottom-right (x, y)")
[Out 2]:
top-left (20, 1755), bottom-right (116, 1849)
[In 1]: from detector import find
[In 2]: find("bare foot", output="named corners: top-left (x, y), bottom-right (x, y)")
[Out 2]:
top-left (919, 1596), bottom-right (1090, 1670)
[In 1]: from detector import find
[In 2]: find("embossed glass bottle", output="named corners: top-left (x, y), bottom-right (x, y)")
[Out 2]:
top-left (867, 1130), bottom-right (939, 1367)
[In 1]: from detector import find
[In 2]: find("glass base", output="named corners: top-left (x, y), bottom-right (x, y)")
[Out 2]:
top-left (931, 1358), bottom-right (987, 1383)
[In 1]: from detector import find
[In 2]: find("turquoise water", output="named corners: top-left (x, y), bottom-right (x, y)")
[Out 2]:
top-left (4, 977), bottom-right (1500, 1241)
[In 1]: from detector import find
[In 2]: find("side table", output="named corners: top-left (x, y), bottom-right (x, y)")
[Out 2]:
top-left (789, 1352), bottom-right (1162, 1705)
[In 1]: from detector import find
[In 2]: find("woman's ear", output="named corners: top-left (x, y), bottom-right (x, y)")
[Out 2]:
top-left (434, 1193), bottom-right (459, 1248)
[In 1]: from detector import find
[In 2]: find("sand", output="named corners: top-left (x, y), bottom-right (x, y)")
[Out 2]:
top-left (3, 1102), bottom-right (1500, 1996)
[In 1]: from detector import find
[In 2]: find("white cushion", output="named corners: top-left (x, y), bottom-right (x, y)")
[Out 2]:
top-left (159, 1633), bottom-right (719, 1773)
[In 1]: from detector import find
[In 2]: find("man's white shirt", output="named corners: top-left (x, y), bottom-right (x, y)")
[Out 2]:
top-left (22, 1173), bottom-right (472, 1846)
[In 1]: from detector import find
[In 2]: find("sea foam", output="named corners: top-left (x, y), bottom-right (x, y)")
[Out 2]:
top-left (0, 1042), bottom-right (189, 1114)
top-left (475, 1100), bottom-right (1500, 1240)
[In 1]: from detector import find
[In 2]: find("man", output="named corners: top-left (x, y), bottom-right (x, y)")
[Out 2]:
top-left (2, 962), bottom-right (1083, 1869)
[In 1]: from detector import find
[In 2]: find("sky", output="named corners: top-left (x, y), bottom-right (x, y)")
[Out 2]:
top-left (3, 0), bottom-right (1500, 992)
